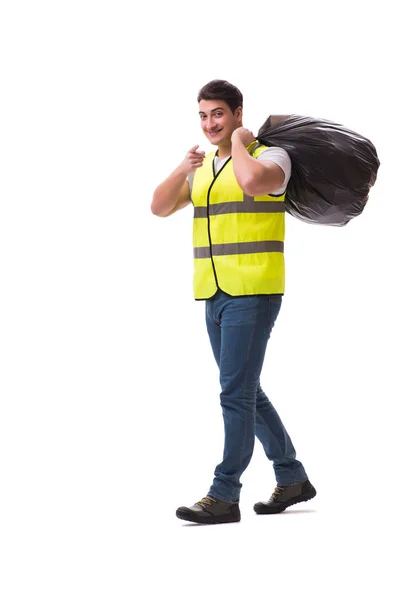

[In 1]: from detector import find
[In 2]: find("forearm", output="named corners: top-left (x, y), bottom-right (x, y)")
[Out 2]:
top-left (231, 138), bottom-right (283, 196)
top-left (151, 164), bottom-right (189, 217)
top-left (231, 140), bottom-right (267, 193)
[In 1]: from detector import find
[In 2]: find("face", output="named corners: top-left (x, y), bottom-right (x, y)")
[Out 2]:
top-left (199, 99), bottom-right (242, 146)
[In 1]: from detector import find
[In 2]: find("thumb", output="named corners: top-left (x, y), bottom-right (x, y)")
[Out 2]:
top-left (189, 144), bottom-right (200, 152)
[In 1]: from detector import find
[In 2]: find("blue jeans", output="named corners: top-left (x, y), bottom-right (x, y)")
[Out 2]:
top-left (206, 290), bottom-right (308, 503)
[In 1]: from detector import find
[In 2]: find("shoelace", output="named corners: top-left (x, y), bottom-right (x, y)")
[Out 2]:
top-left (196, 496), bottom-right (218, 509)
top-left (271, 486), bottom-right (285, 500)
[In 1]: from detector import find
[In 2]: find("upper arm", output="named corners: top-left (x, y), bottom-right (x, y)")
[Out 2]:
top-left (241, 159), bottom-right (286, 197)
top-left (257, 147), bottom-right (291, 194)
top-left (258, 160), bottom-right (286, 192)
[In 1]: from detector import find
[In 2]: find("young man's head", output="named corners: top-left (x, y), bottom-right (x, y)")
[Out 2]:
top-left (197, 80), bottom-right (243, 147)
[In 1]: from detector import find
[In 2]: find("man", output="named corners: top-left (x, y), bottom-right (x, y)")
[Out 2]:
top-left (151, 80), bottom-right (316, 525)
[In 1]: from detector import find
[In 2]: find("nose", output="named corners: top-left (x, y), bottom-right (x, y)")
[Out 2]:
top-left (206, 117), bottom-right (216, 130)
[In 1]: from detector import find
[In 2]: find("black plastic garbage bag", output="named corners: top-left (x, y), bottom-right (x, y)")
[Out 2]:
top-left (257, 115), bottom-right (380, 226)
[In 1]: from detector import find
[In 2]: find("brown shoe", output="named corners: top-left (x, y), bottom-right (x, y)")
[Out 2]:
top-left (254, 480), bottom-right (317, 514)
top-left (176, 495), bottom-right (241, 524)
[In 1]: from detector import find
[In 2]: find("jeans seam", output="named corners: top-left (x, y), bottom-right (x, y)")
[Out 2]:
top-left (234, 311), bottom-right (258, 500)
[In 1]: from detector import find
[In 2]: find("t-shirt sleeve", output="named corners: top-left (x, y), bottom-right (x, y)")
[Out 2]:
top-left (256, 147), bottom-right (291, 195)
top-left (187, 172), bottom-right (195, 201)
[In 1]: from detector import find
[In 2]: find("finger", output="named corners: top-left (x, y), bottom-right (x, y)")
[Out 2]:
top-left (189, 144), bottom-right (200, 152)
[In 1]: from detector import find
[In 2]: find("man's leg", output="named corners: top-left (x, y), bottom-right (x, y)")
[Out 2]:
top-left (176, 294), bottom-right (242, 525)
top-left (207, 292), bottom-right (282, 503)
top-left (255, 384), bottom-right (308, 485)
top-left (176, 292), bottom-right (315, 523)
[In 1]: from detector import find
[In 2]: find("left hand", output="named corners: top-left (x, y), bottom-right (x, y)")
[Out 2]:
top-left (231, 127), bottom-right (256, 147)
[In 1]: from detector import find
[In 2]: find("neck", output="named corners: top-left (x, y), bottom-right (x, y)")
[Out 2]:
top-left (217, 142), bottom-right (232, 160)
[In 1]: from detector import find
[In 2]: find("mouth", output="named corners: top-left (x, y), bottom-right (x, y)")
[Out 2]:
top-left (207, 129), bottom-right (223, 138)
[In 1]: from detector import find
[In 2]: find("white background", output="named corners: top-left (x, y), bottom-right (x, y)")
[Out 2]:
top-left (1, 1), bottom-right (399, 598)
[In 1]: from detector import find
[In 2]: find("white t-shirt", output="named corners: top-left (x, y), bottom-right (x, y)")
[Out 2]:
top-left (188, 146), bottom-right (291, 197)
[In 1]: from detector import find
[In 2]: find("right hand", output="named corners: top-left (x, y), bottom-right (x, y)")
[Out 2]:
top-left (181, 145), bottom-right (205, 174)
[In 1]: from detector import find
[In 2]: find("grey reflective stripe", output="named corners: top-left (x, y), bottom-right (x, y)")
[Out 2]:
top-left (194, 194), bottom-right (285, 218)
top-left (194, 241), bottom-right (284, 259)
top-left (209, 201), bottom-right (285, 215)
top-left (194, 247), bottom-right (211, 258)
top-left (194, 206), bottom-right (208, 218)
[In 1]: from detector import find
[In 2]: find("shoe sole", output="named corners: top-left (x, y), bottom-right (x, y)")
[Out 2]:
top-left (254, 487), bottom-right (317, 515)
top-left (176, 508), bottom-right (241, 525)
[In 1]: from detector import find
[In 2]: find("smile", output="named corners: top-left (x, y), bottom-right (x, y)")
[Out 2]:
top-left (208, 129), bottom-right (222, 136)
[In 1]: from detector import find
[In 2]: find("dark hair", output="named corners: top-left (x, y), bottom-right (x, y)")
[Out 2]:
top-left (197, 79), bottom-right (243, 114)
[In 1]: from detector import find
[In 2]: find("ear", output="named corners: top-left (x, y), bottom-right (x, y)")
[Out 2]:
top-left (235, 106), bottom-right (243, 123)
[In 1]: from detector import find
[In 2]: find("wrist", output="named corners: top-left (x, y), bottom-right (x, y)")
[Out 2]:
top-left (231, 131), bottom-right (241, 143)
top-left (177, 162), bottom-right (190, 177)
top-left (231, 138), bottom-right (243, 152)
top-left (231, 136), bottom-right (246, 153)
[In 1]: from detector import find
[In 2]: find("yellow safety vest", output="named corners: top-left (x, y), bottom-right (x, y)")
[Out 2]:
top-left (192, 142), bottom-right (285, 300)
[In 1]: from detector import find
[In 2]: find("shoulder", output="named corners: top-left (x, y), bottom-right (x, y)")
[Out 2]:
top-left (257, 146), bottom-right (291, 175)
top-left (256, 146), bottom-right (291, 165)
top-left (256, 146), bottom-right (292, 192)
